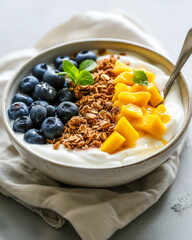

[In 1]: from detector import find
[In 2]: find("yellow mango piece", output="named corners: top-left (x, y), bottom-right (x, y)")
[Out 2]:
top-left (155, 104), bottom-right (171, 124)
top-left (130, 83), bottom-right (149, 93)
top-left (116, 112), bottom-right (124, 122)
top-left (121, 104), bottom-right (143, 120)
top-left (118, 91), bottom-right (151, 107)
top-left (148, 83), bottom-right (164, 107)
top-left (131, 83), bottom-right (164, 107)
top-left (113, 100), bottom-right (124, 109)
top-left (146, 105), bottom-right (156, 114)
top-left (114, 71), bottom-right (134, 85)
top-left (112, 83), bottom-right (131, 102)
top-left (138, 67), bottom-right (155, 82)
top-left (100, 131), bottom-right (126, 154)
top-left (131, 114), bottom-right (166, 139)
top-left (113, 60), bottom-right (131, 75)
top-left (115, 117), bottom-right (139, 147)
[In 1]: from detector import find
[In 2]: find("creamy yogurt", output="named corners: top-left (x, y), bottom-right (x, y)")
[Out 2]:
top-left (15, 54), bottom-right (184, 168)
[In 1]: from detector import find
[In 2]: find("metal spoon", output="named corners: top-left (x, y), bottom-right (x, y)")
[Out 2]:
top-left (163, 28), bottom-right (192, 99)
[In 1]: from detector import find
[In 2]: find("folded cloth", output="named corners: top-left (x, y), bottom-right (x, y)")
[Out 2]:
top-left (0, 11), bottom-right (184, 240)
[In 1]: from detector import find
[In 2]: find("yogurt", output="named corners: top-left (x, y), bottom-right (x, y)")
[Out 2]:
top-left (15, 54), bottom-right (184, 168)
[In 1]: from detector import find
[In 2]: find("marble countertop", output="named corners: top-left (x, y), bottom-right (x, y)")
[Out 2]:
top-left (0, 0), bottom-right (192, 239)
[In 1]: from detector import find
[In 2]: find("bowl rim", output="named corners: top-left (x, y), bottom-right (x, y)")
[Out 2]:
top-left (2, 38), bottom-right (192, 171)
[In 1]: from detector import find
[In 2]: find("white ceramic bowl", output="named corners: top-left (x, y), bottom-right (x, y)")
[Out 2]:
top-left (2, 39), bottom-right (192, 187)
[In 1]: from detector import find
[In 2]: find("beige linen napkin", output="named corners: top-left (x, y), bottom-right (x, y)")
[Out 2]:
top-left (0, 11), bottom-right (184, 240)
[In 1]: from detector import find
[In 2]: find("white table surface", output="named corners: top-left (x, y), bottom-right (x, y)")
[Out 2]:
top-left (0, 0), bottom-right (192, 239)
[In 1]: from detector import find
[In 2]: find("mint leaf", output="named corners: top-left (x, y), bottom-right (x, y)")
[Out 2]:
top-left (77, 70), bottom-right (94, 86)
top-left (132, 70), bottom-right (149, 86)
top-left (79, 59), bottom-right (97, 72)
top-left (62, 60), bottom-right (79, 84)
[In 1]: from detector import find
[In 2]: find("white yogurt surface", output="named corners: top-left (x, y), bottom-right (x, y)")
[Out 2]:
top-left (15, 54), bottom-right (184, 168)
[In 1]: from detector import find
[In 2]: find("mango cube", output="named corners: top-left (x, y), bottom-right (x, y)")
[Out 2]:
top-left (100, 131), bottom-right (126, 154)
top-left (113, 100), bottom-right (124, 109)
top-left (155, 104), bottom-right (171, 124)
top-left (113, 60), bottom-right (131, 75)
top-left (121, 104), bottom-right (143, 120)
top-left (118, 91), bottom-right (151, 107)
top-left (116, 112), bottom-right (124, 122)
top-left (115, 117), bottom-right (139, 147)
top-left (112, 83), bottom-right (131, 102)
top-left (114, 71), bottom-right (134, 85)
top-left (131, 82), bottom-right (163, 107)
top-left (131, 114), bottom-right (166, 139)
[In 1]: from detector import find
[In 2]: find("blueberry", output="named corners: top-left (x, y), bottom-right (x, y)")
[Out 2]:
top-left (19, 76), bottom-right (39, 94)
top-left (30, 100), bottom-right (49, 110)
top-left (32, 63), bottom-right (52, 81)
top-left (43, 69), bottom-right (65, 89)
top-left (56, 101), bottom-right (79, 123)
top-left (57, 88), bottom-right (74, 102)
top-left (46, 105), bottom-right (56, 117)
top-left (75, 50), bottom-right (97, 64)
top-left (58, 60), bottom-right (78, 72)
top-left (41, 117), bottom-right (64, 139)
top-left (24, 129), bottom-right (46, 144)
top-left (54, 55), bottom-right (70, 68)
top-left (30, 105), bottom-right (47, 126)
top-left (63, 79), bottom-right (70, 88)
top-left (33, 82), bottom-right (57, 103)
top-left (8, 102), bottom-right (29, 120)
top-left (13, 116), bottom-right (33, 133)
top-left (12, 93), bottom-right (33, 106)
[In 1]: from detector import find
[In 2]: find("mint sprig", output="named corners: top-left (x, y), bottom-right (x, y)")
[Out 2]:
top-left (132, 70), bottom-right (149, 86)
top-left (58, 59), bottom-right (97, 86)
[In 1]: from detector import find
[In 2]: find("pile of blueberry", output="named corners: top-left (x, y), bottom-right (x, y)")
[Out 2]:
top-left (8, 50), bottom-right (97, 144)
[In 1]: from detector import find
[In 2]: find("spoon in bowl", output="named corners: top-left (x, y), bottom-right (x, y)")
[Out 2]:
top-left (163, 28), bottom-right (192, 99)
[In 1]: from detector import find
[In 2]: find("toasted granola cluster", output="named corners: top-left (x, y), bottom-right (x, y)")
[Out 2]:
top-left (49, 55), bottom-right (120, 150)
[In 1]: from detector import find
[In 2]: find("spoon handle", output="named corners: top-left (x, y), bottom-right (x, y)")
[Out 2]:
top-left (163, 28), bottom-right (192, 98)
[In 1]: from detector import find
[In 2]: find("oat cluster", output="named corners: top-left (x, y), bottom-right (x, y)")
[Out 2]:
top-left (49, 55), bottom-right (120, 150)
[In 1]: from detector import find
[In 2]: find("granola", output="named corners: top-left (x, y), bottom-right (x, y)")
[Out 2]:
top-left (54, 55), bottom-right (120, 150)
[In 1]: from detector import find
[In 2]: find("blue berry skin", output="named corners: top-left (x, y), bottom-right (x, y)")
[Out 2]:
top-left (58, 60), bottom-right (78, 71)
top-left (33, 82), bottom-right (57, 104)
top-left (46, 105), bottom-right (56, 117)
top-left (12, 93), bottom-right (33, 106)
top-left (57, 88), bottom-right (74, 102)
top-left (41, 117), bottom-right (64, 139)
top-left (63, 79), bottom-right (70, 88)
top-left (75, 50), bottom-right (97, 64)
top-left (30, 100), bottom-right (49, 110)
top-left (43, 69), bottom-right (65, 89)
top-left (13, 116), bottom-right (33, 133)
top-left (54, 55), bottom-right (70, 68)
top-left (30, 105), bottom-right (47, 126)
top-left (24, 129), bottom-right (46, 144)
top-left (56, 101), bottom-right (79, 124)
top-left (32, 63), bottom-right (52, 81)
top-left (19, 76), bottom-right (39, 94)
top-left (8, 102), bottom-right (29, 120)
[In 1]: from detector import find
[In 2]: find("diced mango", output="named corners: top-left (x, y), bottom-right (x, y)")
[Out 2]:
top-left (113, 100), bottom-right (124, 109)
top-left (115, 117), bottom-right (139, 147)
top-left (121, 104), bottom-right (143, 120)
top-left (118, 91), bottom-right (151, 107)
top-left (146, 105), bottom-right (156, 114)
top-left (100, 131), bottom-right (126, 154)
top-left (138, 67), bottom-right (155, 82)
top-left (112, 83), bottom-right (131, 102)
top-left (130, 84), bottom-right (149, 93)
top-left (155, 104), bottom-right (171, 124)
top-left (148, 83), bottom-right (164, 107)
top-left (114, 71), bottom-right (134, 85)
top-left (131, 82), bottom-right (163, 107)
top-left (131, 114), bottom-right (166, 139)
top-left (113, 60), bottom-right (131, 75)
